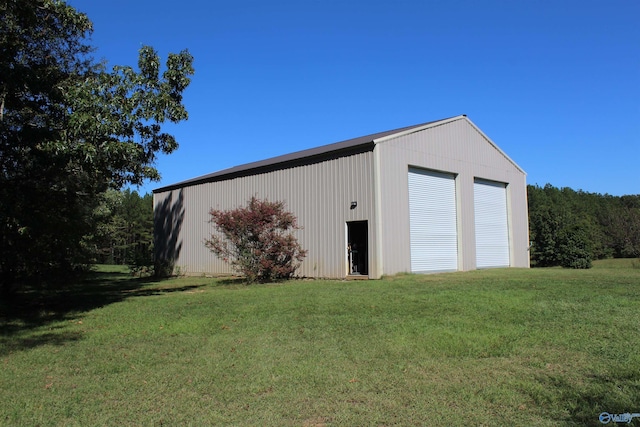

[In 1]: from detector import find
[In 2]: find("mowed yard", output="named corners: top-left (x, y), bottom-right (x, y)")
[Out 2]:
top-left (2, 260), bottom-right (640, 426)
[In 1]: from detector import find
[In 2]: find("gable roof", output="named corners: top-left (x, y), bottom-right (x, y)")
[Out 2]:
top-left (153, 114), bottom-right (523, 193)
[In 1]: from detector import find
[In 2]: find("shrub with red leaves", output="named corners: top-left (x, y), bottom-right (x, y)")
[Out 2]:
top-left (205, 197), bottom-right (307, 283)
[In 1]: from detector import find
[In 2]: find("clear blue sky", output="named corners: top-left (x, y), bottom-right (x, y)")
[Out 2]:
top-left (68, 0), bottom-right (639, 196)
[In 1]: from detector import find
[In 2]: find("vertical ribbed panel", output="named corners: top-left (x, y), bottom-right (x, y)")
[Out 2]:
top-left (154, 151), bottom-right (377, 278)
top-left (377, 117), bottom-right (529, 274)
top-left (408, 168), bottom-right (458, 272)
top-left (474, 179), bottom-right (510, 268)
top-left (154, 116), bottom-right (529, 279)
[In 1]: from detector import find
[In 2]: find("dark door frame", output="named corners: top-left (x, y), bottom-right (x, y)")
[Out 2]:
top-left (346, 220), bottom-right (368, 276)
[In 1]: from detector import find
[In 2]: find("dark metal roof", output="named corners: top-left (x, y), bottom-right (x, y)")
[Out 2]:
top-left (153, 117), bottom-right (456, 193)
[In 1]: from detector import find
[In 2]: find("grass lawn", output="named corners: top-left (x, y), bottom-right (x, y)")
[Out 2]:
top-left (2, 260), bottom-right (640, 426)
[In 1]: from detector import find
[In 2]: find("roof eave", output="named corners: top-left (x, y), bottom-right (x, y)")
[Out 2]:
top-left (152, 140), bottom-right (375, 193)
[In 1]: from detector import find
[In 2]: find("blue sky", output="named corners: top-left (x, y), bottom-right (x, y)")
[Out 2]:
top-left (68, 0), bottom-right (639, 196)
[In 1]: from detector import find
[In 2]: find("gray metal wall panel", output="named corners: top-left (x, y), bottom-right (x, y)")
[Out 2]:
top-left (155, 116), bottom-right (529, 280)
top-left (376, 117), bottom-right (529, 275)
top-left (154, 151), bottom-right (378, 278)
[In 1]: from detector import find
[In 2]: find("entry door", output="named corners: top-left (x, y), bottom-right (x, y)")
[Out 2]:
top-left (347, 221), bottom-right (368, 275)
top-left (474, 179), bottom-right (510, 268)
top-left (408, 168), bottom-right (458, 272)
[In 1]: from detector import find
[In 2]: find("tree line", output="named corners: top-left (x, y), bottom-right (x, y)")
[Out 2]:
top-left (1, 0), bottom-right (193, 294)
top-left (92, 190), bottom-right (154, 269)
top-left (528, 184), bottom-right (640, 268)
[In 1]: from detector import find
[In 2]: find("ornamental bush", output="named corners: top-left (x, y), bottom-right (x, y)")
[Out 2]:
top-left (205, 197), bottom-right (307, 283)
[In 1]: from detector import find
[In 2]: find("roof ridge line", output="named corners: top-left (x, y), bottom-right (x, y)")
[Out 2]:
top-left (153, 116), bottom-right (463, 193)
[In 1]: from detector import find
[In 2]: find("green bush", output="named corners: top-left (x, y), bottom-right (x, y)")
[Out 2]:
top-left (558, 226), bottom-right (593, 269)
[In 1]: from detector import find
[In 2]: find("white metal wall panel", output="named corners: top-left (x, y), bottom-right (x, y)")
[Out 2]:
top-left (408, 168), bottom-right (458, 272)
top-left (474, 179), bottom-right (510, 268)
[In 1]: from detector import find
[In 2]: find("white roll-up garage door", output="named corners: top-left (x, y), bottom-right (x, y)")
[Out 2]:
top-left (408, 168), bottom-right (458, 272)
top-left (474, 179), bottom-right (510, 268)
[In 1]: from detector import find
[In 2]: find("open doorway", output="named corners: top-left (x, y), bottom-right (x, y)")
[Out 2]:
top-left (347, 221), bottom-right (368, 276)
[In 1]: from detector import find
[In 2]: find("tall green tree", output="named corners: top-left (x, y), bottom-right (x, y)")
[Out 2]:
top-left (528, 184), bottom-right (640, 268)
top-left (92, 190), bottom-right (153, 267)
top-left (0, 0), bottom-right (194, 293)
top-left (527, 184), bottom-right (593, 268)
top-left (612, 196), bottom-right (640, 258)
top-left (91, 189), bottom-right (128, 265)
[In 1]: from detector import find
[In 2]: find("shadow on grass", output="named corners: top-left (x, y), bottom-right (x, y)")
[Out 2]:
top-left (215, 277), bottom-right (248, 286)
top-left (526, 369), bottom-right (640, 426)
top-left (0, 269), bottom-right (206, 356)
top-left (566, 377), bottom-right (640, 426)
top-left (129, 284), bottom-right (207, 297)
top-left (1, 330), bottom-right (84, 355)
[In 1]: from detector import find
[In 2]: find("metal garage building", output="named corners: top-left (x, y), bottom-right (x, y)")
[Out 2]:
top-left (153, 115), bottom-right (529, 279)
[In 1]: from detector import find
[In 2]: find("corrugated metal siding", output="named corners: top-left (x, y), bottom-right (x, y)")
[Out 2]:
top-left (376, 117), bottom-right (529, 274)
top-left (155, 116), bottom-right (529, 279)
top-left (154, 151), bottom-right (377, 278)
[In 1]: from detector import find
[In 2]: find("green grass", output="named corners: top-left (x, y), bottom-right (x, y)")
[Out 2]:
top-left (2, 260), bottom-right (640, 426)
